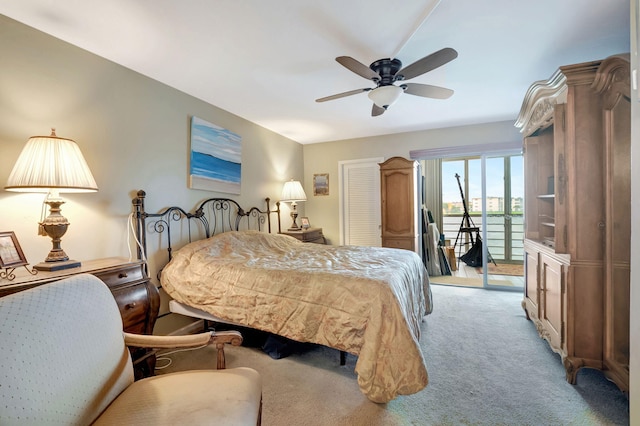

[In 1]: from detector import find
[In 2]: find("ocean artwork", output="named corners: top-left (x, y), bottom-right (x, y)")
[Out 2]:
top-left (189, 116), bottom-right (242, 194)
top-left (313, 173), bottom-right (329, 196)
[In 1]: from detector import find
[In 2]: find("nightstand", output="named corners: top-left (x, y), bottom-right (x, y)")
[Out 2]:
top-left (281, 227), bottom-right (326, 244)
top-left (0, 257), bottom-right (160, 379)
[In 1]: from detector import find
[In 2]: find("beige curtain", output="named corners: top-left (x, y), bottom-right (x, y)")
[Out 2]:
top-left (421, 159), bottom-right (442, 231)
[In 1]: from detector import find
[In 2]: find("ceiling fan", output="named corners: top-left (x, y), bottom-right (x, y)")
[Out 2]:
top-left (315, 47), bottom-right (458, 117)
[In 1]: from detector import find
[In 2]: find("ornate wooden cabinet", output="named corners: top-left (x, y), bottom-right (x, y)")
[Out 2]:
top-left (516, 55), bottom-right (630, 392)
top-left (0, 258), bottom-right (160, 379)
top-left (379, 156), bottom-right (421, 257)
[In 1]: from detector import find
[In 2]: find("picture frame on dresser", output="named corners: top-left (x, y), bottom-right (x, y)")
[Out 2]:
top-left (300, 217), bottom-right (310, 229)
top-left (0, 231), bottom-right (28, 269)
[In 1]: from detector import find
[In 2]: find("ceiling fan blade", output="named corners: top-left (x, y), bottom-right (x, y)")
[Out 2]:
top-left (336, 56), bottom-right (381, 81)
top-left (316, 88), bottom-right (371, 102)
top-left (372, 104), bottom-right (385, 117)
top-left (396, 47), bottom-right (458, 81)
top-left (403, 82), bottom-right (454, 99)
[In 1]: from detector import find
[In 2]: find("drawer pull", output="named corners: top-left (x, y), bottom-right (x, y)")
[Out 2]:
top-left (118, 272), bottom-right (128, 279)
top-left (125, 302), bottom-right (137, 309)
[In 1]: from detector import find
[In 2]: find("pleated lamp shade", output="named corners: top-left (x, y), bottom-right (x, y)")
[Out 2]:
top-left (281, 180), bottom-right (307, 202)
top-left (5, 129), bottom-right (98, 193)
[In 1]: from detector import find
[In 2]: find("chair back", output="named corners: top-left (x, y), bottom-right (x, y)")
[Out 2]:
top-left (0, 274), bottom-right (134, 425)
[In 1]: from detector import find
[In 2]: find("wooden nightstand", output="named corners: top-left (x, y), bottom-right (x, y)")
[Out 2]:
top-left (0, 257), bottom-right (160, 379)
top-left (281, 227), bottom-right (326, 244)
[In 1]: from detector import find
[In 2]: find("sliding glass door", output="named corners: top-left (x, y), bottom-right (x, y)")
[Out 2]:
top-left (441, 154), bottom-right (524, 289)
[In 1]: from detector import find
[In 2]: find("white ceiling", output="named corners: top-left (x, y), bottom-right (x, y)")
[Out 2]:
top-left (0, 0), bottom-right (630, 144)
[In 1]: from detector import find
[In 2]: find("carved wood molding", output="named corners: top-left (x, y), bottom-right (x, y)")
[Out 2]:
top-left (562, 357), bottom-right (584, 384)
top-left (527, 311), bottom-right (567, 358)
top-left (515, 59), bottom-right (605, 137)
top-left (559, 60), bottom-right (601, 86)
top-left (591, 54), bottom-right (631, 110)
top-left (563, 356), bottom-right (604, 384)
top-left (514, 68), bottom-right (567, 136)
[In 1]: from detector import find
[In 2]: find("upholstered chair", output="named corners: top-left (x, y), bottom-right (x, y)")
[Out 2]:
top-left (0, 273), bottom-right (262, 425)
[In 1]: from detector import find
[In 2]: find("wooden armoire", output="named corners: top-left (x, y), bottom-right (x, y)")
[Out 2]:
top-left (515, 54), bottom-right (630, 393)
top-left (379, 157), bottom-right (422, 257)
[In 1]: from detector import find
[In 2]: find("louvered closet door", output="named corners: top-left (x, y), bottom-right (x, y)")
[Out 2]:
top-left (339, 158), bottom-right (383, 246)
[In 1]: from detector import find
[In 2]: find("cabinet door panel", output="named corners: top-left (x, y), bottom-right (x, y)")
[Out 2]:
top-left (381, 169), bottom-right (414, 236)
top-left (382, 237), bottom-right (414, 251)
top-left (540, 254), bottom-right (564, 351)
top-left (602, 77), bottom-right (631, 389)
top-left (525, 249), bottom-right (538, 308)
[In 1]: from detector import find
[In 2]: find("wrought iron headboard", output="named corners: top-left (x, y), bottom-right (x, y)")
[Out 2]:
top-left (132, 190), bottom-right (281, 273)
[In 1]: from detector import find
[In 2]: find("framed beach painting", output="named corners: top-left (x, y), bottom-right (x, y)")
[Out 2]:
top-left (189, 116), bottom-right (242, 194)
top-left (313, 173), bottom-right (329, 196)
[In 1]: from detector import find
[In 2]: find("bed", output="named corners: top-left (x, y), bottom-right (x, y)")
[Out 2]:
top-left (132, 190), bottom-right (432, 403)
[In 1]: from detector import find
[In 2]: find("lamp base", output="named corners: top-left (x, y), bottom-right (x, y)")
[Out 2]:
top-left (34, 259), bottom-right (81, 272)
top-left (288, 209), bottom-right (301, 231)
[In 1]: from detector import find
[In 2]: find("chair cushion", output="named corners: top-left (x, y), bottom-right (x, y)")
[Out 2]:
top-left (93, 367), bottom-right (262, 426)
top-left (0, 274), bottom-right (134, 425)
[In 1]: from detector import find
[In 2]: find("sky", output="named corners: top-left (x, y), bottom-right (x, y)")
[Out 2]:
top-left (441, 156), bottom-right (524, 203)
top-left (191, 116), bottom-right (241, 163)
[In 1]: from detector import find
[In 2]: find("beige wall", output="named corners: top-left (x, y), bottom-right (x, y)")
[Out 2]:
top-left (302, 120), bottom-right (521, 244)
top-left (0, 16), bottom-right (303, 331)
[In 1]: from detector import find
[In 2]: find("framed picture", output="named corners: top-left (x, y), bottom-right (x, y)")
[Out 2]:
top-left (189, 116), bottom-right (242, 194)
top-left (0, 232), bottom-right (28, 268)
top-left (313, 173), bottom-right (329, 196)
top-left (300, 217), bottom-right (310, 229)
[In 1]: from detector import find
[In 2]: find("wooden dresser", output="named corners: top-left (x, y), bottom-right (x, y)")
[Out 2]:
top-left (0, 257), bottom-right (160, 379)
top-left (515, 54), bottom-right (630, 392)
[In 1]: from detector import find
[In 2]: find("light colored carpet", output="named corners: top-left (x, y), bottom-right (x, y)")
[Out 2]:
top-left (155, 285), bottom-right (629, 425)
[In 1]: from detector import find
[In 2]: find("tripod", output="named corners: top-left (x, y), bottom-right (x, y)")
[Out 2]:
top-left (453, 173), bottom-right (496, 266)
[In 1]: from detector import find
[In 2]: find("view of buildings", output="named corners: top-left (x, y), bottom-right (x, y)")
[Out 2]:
top-left (443, 196), bottom-right (523, 215)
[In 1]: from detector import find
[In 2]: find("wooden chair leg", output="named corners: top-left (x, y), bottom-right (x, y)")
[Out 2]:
top-left (216, 342), bottom-right (226, 369)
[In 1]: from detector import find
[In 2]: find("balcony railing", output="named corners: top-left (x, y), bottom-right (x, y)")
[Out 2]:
top-left (441, 214), bottom-right (524, 263)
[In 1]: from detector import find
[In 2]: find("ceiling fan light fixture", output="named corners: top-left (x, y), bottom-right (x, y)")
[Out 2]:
top-left (368, 85), bottom-right (403, 109)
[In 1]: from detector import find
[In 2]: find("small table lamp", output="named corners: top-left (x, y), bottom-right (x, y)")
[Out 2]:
top-left (5, 129), bottom-right (98, 271)
top-left (281, 179), bottom-right (307, 231)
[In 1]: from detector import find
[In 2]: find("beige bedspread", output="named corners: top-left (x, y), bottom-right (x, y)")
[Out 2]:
top-left (161, 231), bottom-right (432, 403)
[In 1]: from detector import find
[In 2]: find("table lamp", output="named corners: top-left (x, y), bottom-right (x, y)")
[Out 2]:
top-left (281, 179), bottom-right (307, 231)
top-left (5, 129), bottom-right (98, 271)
